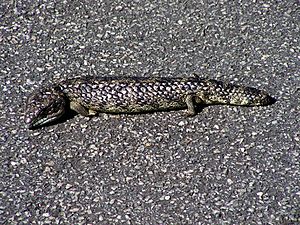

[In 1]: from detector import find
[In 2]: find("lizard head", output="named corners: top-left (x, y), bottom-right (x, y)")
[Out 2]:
top-left (25, 86), bottom-right (67, 129)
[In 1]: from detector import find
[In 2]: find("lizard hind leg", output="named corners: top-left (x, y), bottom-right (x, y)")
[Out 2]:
top-left (185, 95), bottom-right (197, 117)
top-left (70, 101), bottom-right (97, 117)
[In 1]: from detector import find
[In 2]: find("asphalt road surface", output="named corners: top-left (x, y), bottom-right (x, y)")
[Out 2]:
top-left (1, 0), bottom-right (299, 224)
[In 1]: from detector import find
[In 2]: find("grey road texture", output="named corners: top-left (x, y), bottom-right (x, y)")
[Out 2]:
top-left (1, 0), bottom-right (299, 224)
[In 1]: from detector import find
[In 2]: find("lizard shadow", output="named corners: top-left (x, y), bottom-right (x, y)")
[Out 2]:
top-left (29, 106), bottom-right (209, 130)
top-left (29, 100), bottom-right (275, 130)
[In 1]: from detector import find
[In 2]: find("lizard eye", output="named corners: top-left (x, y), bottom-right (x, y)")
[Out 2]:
top-left (46, 101), bottom-right (63, 114)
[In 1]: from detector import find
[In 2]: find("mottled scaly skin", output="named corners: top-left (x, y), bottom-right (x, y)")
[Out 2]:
top-left (25, 76), bottom-right (275, 129)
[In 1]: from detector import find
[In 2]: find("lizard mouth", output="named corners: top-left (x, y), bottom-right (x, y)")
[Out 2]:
top-left (26, 111), bottom-right (65, 130)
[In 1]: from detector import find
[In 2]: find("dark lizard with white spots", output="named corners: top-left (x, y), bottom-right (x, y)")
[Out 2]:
top-left (25, 76), bottom-right (275, 129)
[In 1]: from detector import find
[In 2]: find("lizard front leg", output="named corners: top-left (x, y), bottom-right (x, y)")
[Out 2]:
top-left (70, 101), bottom-right (97, 116)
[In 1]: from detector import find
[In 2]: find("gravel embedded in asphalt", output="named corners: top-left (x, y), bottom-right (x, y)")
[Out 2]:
top-left (0, 0), bottom-right (299, 224)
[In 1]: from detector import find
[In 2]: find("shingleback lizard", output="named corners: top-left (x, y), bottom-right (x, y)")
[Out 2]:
top-left (25, 76), bottom-right (275, 129)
